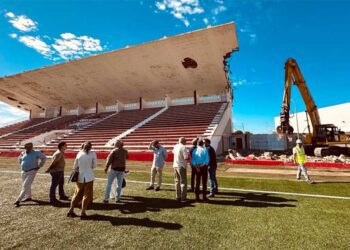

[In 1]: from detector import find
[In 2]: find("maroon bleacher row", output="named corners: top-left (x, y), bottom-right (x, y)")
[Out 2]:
top-left (0, 102), bottom-right (226, 152)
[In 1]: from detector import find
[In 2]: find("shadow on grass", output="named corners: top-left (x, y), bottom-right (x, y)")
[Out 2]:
top-left (209, 192), bottom-right (297, 208)
top-left (92, 196), bottom-right (195, 214)
top-left (83, 214), bottom-right (182, 230)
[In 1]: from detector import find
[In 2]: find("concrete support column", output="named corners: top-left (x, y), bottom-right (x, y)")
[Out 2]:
top-left (194, 90), bottom-right (200, 105)
top-left (117, 100), bottom-right (124, 113)
top-left (96, 102), bottom-right (105, 113)
top-left (165, 95), bottom-right (172, 108)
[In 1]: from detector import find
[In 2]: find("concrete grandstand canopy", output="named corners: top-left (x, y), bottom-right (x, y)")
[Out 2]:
top-left (0, 22), bottom-right (238, 112)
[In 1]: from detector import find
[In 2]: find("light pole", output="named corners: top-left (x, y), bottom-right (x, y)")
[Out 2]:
top-left (290, 99), bottom-right (300, 139)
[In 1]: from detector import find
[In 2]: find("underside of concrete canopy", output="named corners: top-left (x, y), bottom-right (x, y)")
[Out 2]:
top-left (0, 22), bottom-right (238, 113)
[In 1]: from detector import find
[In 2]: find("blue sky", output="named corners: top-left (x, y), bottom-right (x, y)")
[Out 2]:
top-left (0, 0), bottom-right (349, 132)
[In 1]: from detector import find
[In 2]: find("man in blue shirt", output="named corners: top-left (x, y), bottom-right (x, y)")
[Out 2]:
top-left (146, 140), bottom-right (167, 191)
top-left (191, 140), bottom-right (209, 202)
top-left (14, 142), bottom-right (46, 207)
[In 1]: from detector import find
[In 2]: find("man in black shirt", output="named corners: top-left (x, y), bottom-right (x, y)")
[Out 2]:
top-left (204, 139), bottom-right (218, 197)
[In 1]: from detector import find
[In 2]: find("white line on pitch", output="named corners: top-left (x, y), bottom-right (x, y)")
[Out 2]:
top-left (1, 170), bottom-right (350, 201)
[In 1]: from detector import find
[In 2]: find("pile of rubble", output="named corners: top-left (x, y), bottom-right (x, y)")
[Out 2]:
top-left (226, 149), bottom-right (350, 164)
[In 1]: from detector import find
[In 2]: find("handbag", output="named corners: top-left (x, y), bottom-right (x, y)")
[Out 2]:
top-left (68, 169), bottom-right (79, 183)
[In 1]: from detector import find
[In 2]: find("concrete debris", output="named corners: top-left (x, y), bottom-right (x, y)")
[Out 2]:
top-left (226, 150), bottom-right (350, 164)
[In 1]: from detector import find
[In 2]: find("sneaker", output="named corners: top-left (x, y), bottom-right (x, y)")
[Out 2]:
top-left (22, 198), bottom-right (32, 202)
top-left (146, 186), bottom-right (154, 190)
top-left (207, 193), bottom-right (215, 198)
top-left (181, 199), bottom-right (190, 203)
top-left (155, 186), bottom-right (160, 191)
top-left (296, 177), bottom-right (301, 181)
top-left (59, 196), bottom-right (70, 201)
top-left (14, 201), bottom-right (20, 207)
top-left (103, 200), bottom-right (109, 204)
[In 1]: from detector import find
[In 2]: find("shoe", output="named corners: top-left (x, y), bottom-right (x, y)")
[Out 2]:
top-left (59, 196), bottom-right (70, 201)
top-left (181, 199), bottom-right (189, 203)
top-left (50, 199), bottom-right (60, 204)
top-left (22, 198), bottom-right (32, 202)
top-left (207, 193), bottom-right (215, 198)
top-left (115, 199), bottom-right (121, 203)
top-left (14, 201), bottom-right (20, 207)
top-left (307, 179), bottom-right (314, 184)
top-left (80, 213), bottom-right (88, 219)
top-left (195, 198), bottom-right (202, 202)
top-left (103, 200), bottom-right (109, 204)
top-left (146, 186), bottom-right (154, 190)
top-left (176, 198), bottom-right (181, 202)
top-left (203, 198), bottom-right (210, 203)
top-left (155, 186), bottom-right (160, 191)
top-left (296, 177), bottom-right (301, 181)
top-left (188, 188), bottom-right (194, 192)
top-left (67, 212), bottom-right (78, 218)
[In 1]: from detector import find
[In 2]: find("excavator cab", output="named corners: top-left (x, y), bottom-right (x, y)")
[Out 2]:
top-left (315, 124), bottom-right (341, 143)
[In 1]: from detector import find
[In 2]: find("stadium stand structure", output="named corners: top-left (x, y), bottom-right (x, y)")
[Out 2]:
top-left (0, 23), bottom-right (238, 157)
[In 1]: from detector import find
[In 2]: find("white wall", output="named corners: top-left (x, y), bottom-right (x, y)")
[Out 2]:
top-left (274, 102), bottom-right (350, 133)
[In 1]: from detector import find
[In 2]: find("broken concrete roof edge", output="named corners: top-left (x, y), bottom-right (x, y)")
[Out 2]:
top-left (0, 21), bottom-right (237, 79)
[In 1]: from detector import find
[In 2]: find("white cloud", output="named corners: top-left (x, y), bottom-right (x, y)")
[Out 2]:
top-left (203, 18), bottom-right (209, 25)
top-left (155, 0), bottom-right (204, 27)
top-left (212, 5), bottom-right (226, 15)
top-left (232, 79), bottom-right (261, 87)
top-left (5, 12), bottom-right (38, 32)
top-left (0, 102), bottom-right (28, 127)
top-left (9, 33), bottom-right (18, 38)
top-left (18, 35), bottom-right (54, 57)
top-left (52, 33), bottom-right (103, 60)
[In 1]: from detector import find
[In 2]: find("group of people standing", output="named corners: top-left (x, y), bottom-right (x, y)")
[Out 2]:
top-left (147, 137), bottom-right (218, 202)
top-left (14, 137), bottom-right (217, 217)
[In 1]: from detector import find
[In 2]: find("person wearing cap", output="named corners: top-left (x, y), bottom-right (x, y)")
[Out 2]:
top-left (293, 139), bottom-right (312, 183)
top-left (146, 140), bottom-right (167, 191)
top-left (14, 142), bottom-right (47, 207)
top-left (103, 140), bottom-right (128, 203)
top-left (172, 137), bottom-right (189, 202)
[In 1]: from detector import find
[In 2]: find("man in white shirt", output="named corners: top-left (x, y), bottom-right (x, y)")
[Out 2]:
top-left (172, 137), bottom-right (188, 202)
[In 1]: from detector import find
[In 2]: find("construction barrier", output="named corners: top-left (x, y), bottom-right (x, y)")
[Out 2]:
top-left (224, 159), bottom-right (350, 169)
top-left (0, 150), bottom-right (174, 162)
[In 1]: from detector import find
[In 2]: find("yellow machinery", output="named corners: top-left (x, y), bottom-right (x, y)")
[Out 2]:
top-left (277, 58), bottom-right (350, 156)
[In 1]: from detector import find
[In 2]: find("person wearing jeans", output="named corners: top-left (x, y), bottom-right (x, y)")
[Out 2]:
top-left (204, 139), bottom-right (218, 197)
top-left (103, 140), bottom-right (128, 203)
top-left (191, 140), bottom-right (209, 202)
top-left (46, 141), bottom-right (69, 203)
top-left (14, 142), bottom-right (46, 207)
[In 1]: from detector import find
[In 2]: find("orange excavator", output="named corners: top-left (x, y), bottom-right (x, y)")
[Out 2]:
top-left (277, 58), bottom-right (350, 156)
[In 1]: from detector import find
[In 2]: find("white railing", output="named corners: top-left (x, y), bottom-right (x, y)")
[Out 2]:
top-left (146, 100), bottom-right (166, 108)
top-left (171, 97), bottom-right (194, 106)
top-left (199, 95), bottom-right (222, 103)
top-left (124, 103), bottom-right (139, 110)
top-left (66, 109), bottom-right (78, 115)
top-left (85, 107), bottom-right (96, 114)
top-left (105, 104), bottom-right (117, 112)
